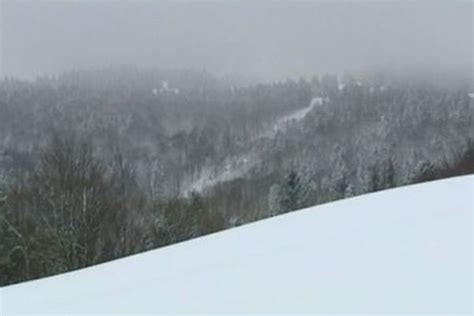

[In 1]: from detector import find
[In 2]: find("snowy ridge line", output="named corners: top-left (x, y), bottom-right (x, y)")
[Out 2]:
top-left (1, 175), bottom-right (472, 313)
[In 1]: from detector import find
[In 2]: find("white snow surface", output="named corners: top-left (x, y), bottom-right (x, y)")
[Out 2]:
top-left (183, 152), bottom-right (258, 195)
top-left (1, 176), bottom-right (472, 314)
top-left (260, 98), bottom-right (321, 139)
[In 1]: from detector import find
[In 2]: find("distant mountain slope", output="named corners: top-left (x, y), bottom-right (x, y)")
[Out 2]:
top-left (1, 175), bottom-right (472, 314)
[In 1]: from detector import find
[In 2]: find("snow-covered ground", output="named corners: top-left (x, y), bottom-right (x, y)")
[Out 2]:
top-left (259, 96), bottom-right (325, 139)
top-left (183, 152), bottom-right (259, 195)
top-left (1, 176), bottom-right (472, 314)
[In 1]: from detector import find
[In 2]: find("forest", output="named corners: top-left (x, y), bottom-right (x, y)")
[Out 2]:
top-left (0, 66), bottom-right (473, 286)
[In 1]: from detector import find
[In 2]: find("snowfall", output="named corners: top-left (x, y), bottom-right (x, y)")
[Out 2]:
top-left (1, 175), bottom-right (472, 314)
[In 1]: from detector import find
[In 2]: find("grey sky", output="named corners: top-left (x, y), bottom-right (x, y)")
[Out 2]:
top-left (1, 0), bottom-right (472, 80)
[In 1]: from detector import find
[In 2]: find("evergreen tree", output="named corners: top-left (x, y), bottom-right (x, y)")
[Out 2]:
top-left (331, 152), bottom-right (350, 198)
top-left (189, 191), bottom-right (205, 238)
top-left (410, 161), bottom-right (436, 184)
top-left (344, 183), bottom-right (355, 198)
top-left (268, 183), bottom-right (282, 216)
top-left (382, 158), bottom-right (396, 189)
top-left (277, 170), bottom-right (310, 213)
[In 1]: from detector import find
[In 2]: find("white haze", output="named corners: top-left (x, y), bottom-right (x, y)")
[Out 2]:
top-left (0, 0), bottom-right (472, 81)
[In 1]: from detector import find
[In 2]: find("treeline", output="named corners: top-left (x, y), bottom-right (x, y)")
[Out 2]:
top-left (254, 75), bottom-right (473, 217)
top-left (0, 67), bottom-right (472, 285)
top-left (1, 130), bottom-right (472, 286)
top-left (267, 144), bottom-right (474, 217)
top-left (0, 133), bottom-right (228, 285)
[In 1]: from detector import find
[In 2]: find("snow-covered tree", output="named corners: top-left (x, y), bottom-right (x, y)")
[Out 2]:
top-left (268, 183), bottom-right (282, 216)
top-left (344, 184), bottom-right (355, 198)
top-left (272, 170), bottom-right (312, 214)
top-left (331, 147), bottom-right (350, 197)
top-left (409, 161), bottom-right (436, 184)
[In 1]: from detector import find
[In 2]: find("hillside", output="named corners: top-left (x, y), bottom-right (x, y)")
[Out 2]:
top-left (2, 69), bottom-right (472, 287)
top-left (1, 175), bottom-right (472, 314)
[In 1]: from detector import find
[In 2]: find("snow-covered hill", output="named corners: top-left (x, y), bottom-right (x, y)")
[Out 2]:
top-left (1, 176), bottom-right (472, 314)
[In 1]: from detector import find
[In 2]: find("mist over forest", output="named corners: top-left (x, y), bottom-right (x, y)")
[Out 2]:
top-left (0, 0), bottom-right (472, 286)
top-left (1, 0), bottom-right (472, 80)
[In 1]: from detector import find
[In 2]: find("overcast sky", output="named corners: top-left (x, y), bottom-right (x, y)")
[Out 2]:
top-left (0, 0), bottom-right (472, 80)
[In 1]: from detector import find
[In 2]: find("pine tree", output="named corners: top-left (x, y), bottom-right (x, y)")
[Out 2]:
top-left (189, 192), bottom-right (205, 238)
top-left (268, 183), bottom-right (282, 216)
top-left (282, 171), bottom-right (300, 212)
top-left (278, 170), bottom-right (310, 213)
top-left (331, 155), bottom-right (349, 198)
top-left (361, 165), bottom-right (379, 193)
top-left (344, 183), bottom-right (355, 198)
top-left (383, 158), bottom-right (396, 189)
top-left (0, 180), bottom-right (6, 203)
top-left (410, 161), bottom-right (436, 184)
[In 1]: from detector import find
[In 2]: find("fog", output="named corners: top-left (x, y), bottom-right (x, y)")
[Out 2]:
top-left (1, 0), bottom-right (472, 80)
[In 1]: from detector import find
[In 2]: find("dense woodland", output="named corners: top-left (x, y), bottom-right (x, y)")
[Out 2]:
top-left (0, 66), bottom-right (473, 286)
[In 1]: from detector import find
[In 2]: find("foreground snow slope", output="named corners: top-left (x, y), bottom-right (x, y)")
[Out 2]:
top-left (1, 176), bottom-right (472, 314)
